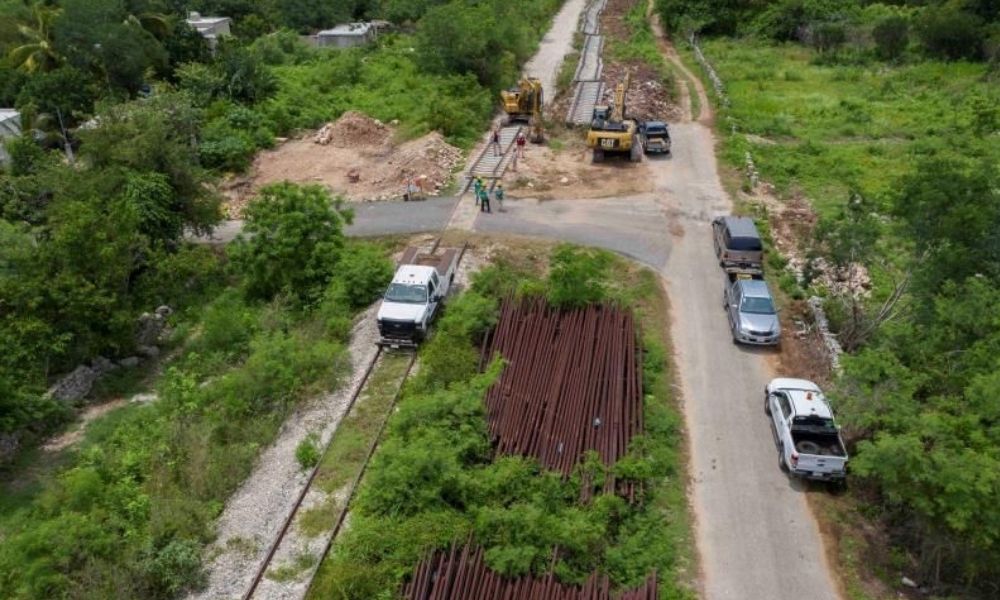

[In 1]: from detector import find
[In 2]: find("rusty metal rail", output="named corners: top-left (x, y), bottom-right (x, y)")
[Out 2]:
top-left (482, 298), bottom-right (643, 502)
top-left (403, 542), bottom-right (658, 599)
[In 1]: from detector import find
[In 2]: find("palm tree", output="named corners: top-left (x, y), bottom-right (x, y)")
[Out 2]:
top-left (123, 11), bottom-right (172, 41)
top-left (7, 3), bottom-right (64, 73)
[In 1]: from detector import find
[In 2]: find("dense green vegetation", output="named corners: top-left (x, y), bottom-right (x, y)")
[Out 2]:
top-left (0, 181), bottom-right (396, 598)
top-left (0, 0), bottom-right (564, 463)
top-left (309, 247), bottom-right (694, 599)
top-left (656, 0), bottom-right (1000, 596)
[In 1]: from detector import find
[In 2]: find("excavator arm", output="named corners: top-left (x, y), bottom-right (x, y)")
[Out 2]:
top-left (611, 72), bottom-right (629, 123)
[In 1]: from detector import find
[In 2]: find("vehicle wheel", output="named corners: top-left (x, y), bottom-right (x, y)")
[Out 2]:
top-left (828, 478), bottom-right (848, 494)
top-left (795, 440), bottom-right (821, 455)
top-left (778, 448), bottom-right (789, 472)
top-left (764, 393), bottom-right (771, 415)
top-left (722, 290), bottom-right (728, 310)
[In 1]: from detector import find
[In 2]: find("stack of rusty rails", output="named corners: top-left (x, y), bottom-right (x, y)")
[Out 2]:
top-left (481, 298), bottom-right (643, 502)
top-left (404, 542), bottom-right (658, 600)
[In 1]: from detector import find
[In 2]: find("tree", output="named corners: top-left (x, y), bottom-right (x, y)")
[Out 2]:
top-left (872, 15), bottom-right (909, 61)
top-left (7, 2), bottom-right (64, 73)
top-left (892, 157), bottom-right (1000, 291)
top-left (229, 183), bottom-right (353, 301)
top-left (546, 245), bottom-right (613, 308)
top-left (916, 5), bottom-right (984, 61)
top-left (77, 92), bottom-right (221, 235)
top-left (15, 66), bottom-right (97, 129)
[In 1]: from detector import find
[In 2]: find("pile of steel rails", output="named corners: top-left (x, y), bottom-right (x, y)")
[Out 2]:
top-left (403, 542), bottom-right (658, 600)
top-left (481, 298), bottom-right (644, 502)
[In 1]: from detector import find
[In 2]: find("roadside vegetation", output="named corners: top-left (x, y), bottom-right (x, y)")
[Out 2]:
top-left (0, 181), bottom-right (395, 598)
top-left (657, 0), bottom-right (1000, 597)
top-left (0, 0), bottom-right (563, 479)
top-left (309, 244), bottom-right (695, 599)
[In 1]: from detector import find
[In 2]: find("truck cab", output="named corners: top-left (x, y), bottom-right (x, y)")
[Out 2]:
top-left (376, 247), bottom-right (457, 348)
top-left (765, 378), bottom-right (848, 482)
top-left (638, 121), bottom-right (671, 155)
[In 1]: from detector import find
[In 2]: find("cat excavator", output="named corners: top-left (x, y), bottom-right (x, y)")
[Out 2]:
top-left (586, 72), bottom-right (641, 163)
top-left (500, 77), bottom-right (544, 143)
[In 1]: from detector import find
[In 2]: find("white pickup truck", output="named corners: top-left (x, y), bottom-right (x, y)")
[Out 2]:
top-left (765, 378), bottom-right (848, 483)
top-left (376, 246), bottom-right (459, 348)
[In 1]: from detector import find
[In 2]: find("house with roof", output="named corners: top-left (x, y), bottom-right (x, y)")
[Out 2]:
top-left (0, 109), bottom-right (21, 167)
top-left (316, 22), bottom-right (377, 48)
top-left (186, 12), bottom-right (231, 47)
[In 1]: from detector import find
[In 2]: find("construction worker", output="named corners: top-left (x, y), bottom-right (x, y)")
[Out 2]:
top-left (516, 132), bottom-right (526, 158)
top-left (480, 186), bottom-right (491, 213)
top-left (473, 176), bottom-right (483, 205)
top-left (490, 128), bottom-right (501, 156)
top-left (494, 184), bottom-right (504, 211)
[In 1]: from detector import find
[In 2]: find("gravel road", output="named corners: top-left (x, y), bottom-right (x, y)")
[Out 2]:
top-left (523, 0), bottom-right (589, 100)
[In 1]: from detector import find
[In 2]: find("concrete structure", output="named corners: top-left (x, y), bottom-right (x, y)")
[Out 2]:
top-left (316, 22), bottom-right (376, 48)
top-left (0, 109), bottom-right (21, 166)
top-left (186, 12), bottom-right (231, 47)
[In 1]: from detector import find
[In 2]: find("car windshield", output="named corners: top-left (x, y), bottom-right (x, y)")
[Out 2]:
top-left (728, 236), bottom-right (762, 251)
top-left (741, 296), bottom-right (775, 314)
top-left (384, 283), bottom-right (427, 304)
top-left (646, 126), bottom-right (667, 135)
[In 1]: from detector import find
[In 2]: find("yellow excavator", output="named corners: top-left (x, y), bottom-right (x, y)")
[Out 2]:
top-left (500, 77), bottom-right (544, 143)
top-left (586, 73), bottom-right (640, 163)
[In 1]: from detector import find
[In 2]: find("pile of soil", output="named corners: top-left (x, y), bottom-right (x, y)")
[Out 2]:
top-left (601, 61), bottom-right (682, 123)
top-left (599, 0), bottom-right (683, 124)
top-left (314, 110), bottom-right (392, 149)
top-left (221, 112), bottom-right (464, 217)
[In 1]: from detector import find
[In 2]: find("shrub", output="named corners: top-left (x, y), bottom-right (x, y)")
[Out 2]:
top-left (325, 244), bottom-right (395, 310)
top-left (916, 6), bottom-right (984, 61)
top-left (546, 245), bottom-right (613, 308)
top-left (872, 15), bottom-right (909, 61)
top-left (296, 433), bottom-right (321, 470)
top-left (229, 183), bottom-right (353, 302)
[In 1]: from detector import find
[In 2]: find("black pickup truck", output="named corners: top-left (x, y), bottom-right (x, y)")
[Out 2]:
top-left (638, 121), bottom-right (671, 155)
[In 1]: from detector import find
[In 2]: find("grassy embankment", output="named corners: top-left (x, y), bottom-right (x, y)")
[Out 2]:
top-left (697, 39), bottom-right (998, 218)
top-left (308, 243), bottom-right (696, 599)
top-left (0, 237), bottom-right (395, 599)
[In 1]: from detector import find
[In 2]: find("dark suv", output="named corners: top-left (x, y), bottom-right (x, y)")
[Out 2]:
top-left (712, 216), bottom-right (763, 275)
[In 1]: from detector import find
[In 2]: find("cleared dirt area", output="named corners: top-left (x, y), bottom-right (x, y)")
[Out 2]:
top-left (221, 112), bottom-right (464, 217)
top-left (499, 133), bottom-right (654, 200)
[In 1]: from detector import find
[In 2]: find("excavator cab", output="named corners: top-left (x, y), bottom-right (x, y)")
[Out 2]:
top-left (500, 78), bottom-right (545, 143)
top-left (586, 73), bottom-right (640, 163)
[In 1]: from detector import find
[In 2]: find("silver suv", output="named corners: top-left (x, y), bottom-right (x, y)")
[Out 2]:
top-left (723, 276), bottom-right (780, 345)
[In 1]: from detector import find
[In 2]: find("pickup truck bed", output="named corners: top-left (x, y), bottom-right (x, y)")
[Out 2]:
top-left (399, 247), bottom-right (458, 276)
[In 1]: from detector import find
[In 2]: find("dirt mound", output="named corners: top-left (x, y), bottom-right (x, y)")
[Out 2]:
top-left (221, 114), bottom-right (465, 216)
top-left (314, 111), bottom-right (392, 149)
top-left (602, 60), bottom-right (683, 124)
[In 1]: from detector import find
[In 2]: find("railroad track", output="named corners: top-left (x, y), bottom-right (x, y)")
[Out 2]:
top-left (243, 239), bottom-right (467, 600)
top-left (567, 80), bottom-right (604, 126)
top-left (572, 34), bottom-right (603, 83)
top-left (460, 124), bottom-right (523, 194)
top-left (581, 0), bottom-right (606, 35)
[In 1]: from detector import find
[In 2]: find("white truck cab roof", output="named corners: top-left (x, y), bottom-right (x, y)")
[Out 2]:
top-left (392, 265), bottom-right (436, 286)
top-left (769, 378), bottom-right (833, 419)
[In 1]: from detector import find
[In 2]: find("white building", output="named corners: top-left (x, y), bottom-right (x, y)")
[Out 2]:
top-left (0, 109), bottom-right (21, 166)
top-left (186, 12), bottom-right (232, 47)
top-left (316, 22), bottom-right (377, 49)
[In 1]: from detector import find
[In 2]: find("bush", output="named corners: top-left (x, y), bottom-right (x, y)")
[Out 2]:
top-left (325, 244), bottom-right (395, 310)
top-left (296, 433), bottom-right (321, 470)
top-left (229, 183), bottom-right (353, 302)
top-left (872, 15), bottom-right (909, 61)
top-left (917, 6), bottom-right (984, 61)
top-left (546, 245), bottom-right (613, 308)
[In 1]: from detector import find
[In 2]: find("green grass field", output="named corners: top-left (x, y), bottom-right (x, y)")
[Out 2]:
top-left (701, 38), bottom-right (998, 216)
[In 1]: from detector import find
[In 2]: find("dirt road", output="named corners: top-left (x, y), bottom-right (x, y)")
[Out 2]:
top-left (465, 22), bottom-right (842, 600)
